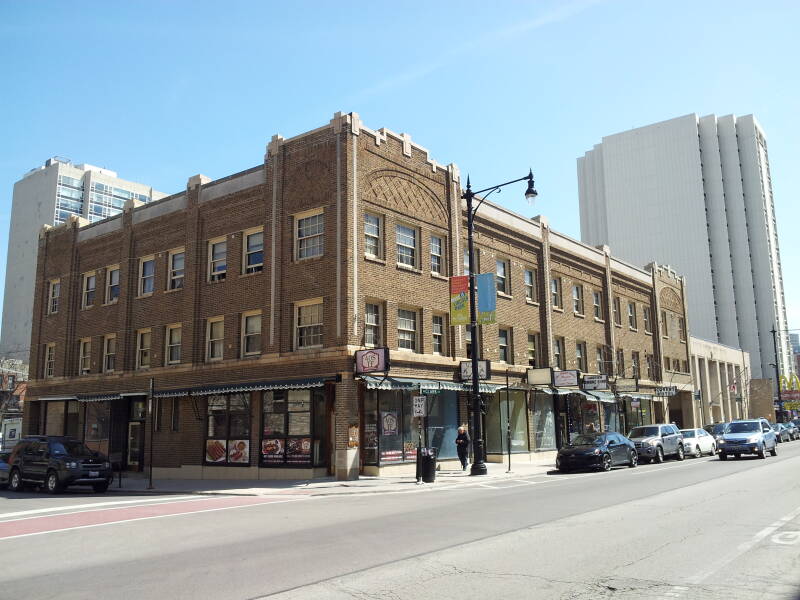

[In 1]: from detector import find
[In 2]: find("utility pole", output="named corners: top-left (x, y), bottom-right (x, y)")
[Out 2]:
top-left (771, 326), bottom-right (784, 422)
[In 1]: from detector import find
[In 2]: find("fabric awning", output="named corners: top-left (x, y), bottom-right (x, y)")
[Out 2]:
top-left (585, 391), bottom-right (617, 403)
top-left (537, 388), bottom-right (583, 396)
top-left (174, 377), bottom-right (330, 398)
top-left (39, 396), bottom-right (78, 402)
top-left (77, 394), bottom-right (121, 403)
top-left (360, 375), bottom-right (503, 394)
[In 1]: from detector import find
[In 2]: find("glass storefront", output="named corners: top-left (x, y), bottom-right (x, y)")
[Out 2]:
top-left (261, 388), bottom-right (325, 467)
top-left (205, 393), bottom-right (251, 466)
top-left (622, 396), bottom-right (653, 434)
top-left (531, 392), bottom-right (557, 451)
top-left (486, 390), bottom-right (529, 454)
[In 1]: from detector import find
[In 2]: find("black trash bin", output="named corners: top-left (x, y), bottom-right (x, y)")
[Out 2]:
top-left (421, 447), bottom-right (436, 483)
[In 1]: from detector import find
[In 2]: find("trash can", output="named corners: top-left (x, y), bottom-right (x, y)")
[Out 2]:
top-left (421, 447), bottom-right (436, 483)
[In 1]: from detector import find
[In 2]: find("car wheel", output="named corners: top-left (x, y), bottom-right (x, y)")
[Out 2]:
top-left (8, 469), bottom-right (22, 492)
top-left (654, 447), bottom-right (664, 464)
top-left (757, 444), bottom-right (766, 459)
top-left (709, 444), bottom-right (716, 456)
top-left (628, 450), bottom-right (638, 468)
top-left (45, 470), bottom-right (62, 494)
top-left (676, 445), bottom-right (685, 461)
top-left (770, 443), bottom-right (778, 457)
top-left (93, 482), bottom-right (109, 493)
top-left (601, 453), bottom-right (612, 472)
top-left (694, 445), bottom-right (702, 458)
top-left (734, 453), bottom-right (741, 459)
top-left (719, 452), bottom-right (728, 461)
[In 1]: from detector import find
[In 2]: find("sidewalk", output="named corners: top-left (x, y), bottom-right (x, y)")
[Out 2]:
top-left (108, 460), bottom-right (555, 497)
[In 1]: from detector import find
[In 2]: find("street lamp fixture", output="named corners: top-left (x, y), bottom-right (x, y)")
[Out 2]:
top-left (461, 169), bottom-right (537, 476)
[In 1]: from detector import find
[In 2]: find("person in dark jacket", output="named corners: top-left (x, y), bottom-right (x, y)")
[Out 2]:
top-left (455, 426), bottom-right (470, 471)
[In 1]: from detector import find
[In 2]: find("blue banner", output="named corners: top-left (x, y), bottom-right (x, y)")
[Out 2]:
top-left (476, 272), bottom-right (496, 324)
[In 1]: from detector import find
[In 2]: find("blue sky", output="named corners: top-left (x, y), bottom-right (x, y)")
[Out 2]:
top-left (1, 0), bottom-right (799, 333)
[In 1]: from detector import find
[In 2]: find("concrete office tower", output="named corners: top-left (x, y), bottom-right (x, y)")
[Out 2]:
top-left (578, 114), bottom-right (790, 380)
top-left (1, 158), bottom-right (165, 362)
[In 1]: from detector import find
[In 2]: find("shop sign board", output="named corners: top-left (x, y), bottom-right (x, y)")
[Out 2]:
top-left (782, 390), bottom-right (800, 401)
top-left (552, 370), bottom-right (579, 388)
top-left (615, 378), bottom-right (638, 393)
top-left (460, 360), bottom-right (490, 381)
top-left (412, 396), bottom-right (427, 417)
top-left (655, 386), bottom-right (678, 397)
top-left (582, 374), bottom-right (609, 391)
top-left (354, 347), bottom-right (389, 374)
top-left (526, 367), bottom-right (552, 386)
top-left (784, 401), bottom-right (800, 410)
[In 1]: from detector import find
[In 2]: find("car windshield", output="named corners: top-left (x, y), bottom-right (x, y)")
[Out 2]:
top-left (50, 441), bottom-right (95, 457)
top-left (629, 426), bottom-right (659, 438)
top-left (680, 430), bottom-right (696, 438)
top-left (570, 434), bottom-right (604, 446)
top-left (725, 422), bottom-right (760, 434)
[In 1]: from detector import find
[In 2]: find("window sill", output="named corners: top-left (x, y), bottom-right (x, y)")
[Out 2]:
top-left (166, 361), bottom-right (182, 367)
top-left (497, 291), bottom-right (513, 300)
top-left (629, 327), bottom-right (638, 333)
top-left (295, 345), bottom-right (323, 352)
top-left (552, 307), bottom-right (564, 313)
top-left (295, 254), bottom-right (324, 263)
top-left (573, 312), bottom-right (585, 319)
top-left (525, 299), bottom-right (539, 306)
top-left (80, 305), bottom-right (94, 311)
top-left (206, 278), bottom-right (227, 285)
top-left (136, 293), bottom-right (154, 299)
top-left (240, 268), bottom-right (264, 278)
top-left (644, 331), bottom-right (652, 336)
top-left (240, 353), bottom-right (261, 360)
top-left (396, 264), bottom-right (422, 274)
top-left (614, 323), bottom-right (622, 328)
top-left (593, 317), bottom-right (605, 324)
top-left (364, 255), bottom-right (386, 265)
top-left (680, 339), bottom-right (687, 344)
top-left (431, 272), bottom-right (448, 281)
top-left (102, 300), bottom-right (119, 307)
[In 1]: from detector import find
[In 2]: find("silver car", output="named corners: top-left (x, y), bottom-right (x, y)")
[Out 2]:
top-left (718, 419), bottom-right (777, 460)
top-left (628, 424), bottom-right (685, 463)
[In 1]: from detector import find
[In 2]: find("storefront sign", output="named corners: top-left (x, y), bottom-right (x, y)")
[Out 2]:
top-left (655, 386), bottom-right (678, 397)
top-left (783, 390), bottom-right (800, 401)
top-left (526, 367), bottom-right (552, 386)
top-left (476, 273), bottom-right (497, 324)
top-left (785, 401), bottom-right (800, 410)
top-left (460, 360), bottom-right (490, 381)
top-left (615, 378), bottom-right (638, 392)
top-left (381, 411), bottom-right (398, 436)
top-left (348, 424), bottom-right (359, 448)
top-left (412, 395), bottom-right (427, 417)
top-left (582, 374), bottom-right (609, 391)
top-left (552, 370), bottom-right (579, 387)
top-left (450, 276), bottom-right (470, 326)
top-left (355, 348), bottom-right (390, 374)
top-left (630, 399), bottom-right (641, 409)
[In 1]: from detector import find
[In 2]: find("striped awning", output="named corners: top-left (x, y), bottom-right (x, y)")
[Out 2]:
top-left (585, 391), bottom-right (617, 403)
top-left (156, 377), bottom-right (330, 398)
top-left (77, 393), bottom-right (122, 403)
top-left (360, 375), bottom-right (503, 394)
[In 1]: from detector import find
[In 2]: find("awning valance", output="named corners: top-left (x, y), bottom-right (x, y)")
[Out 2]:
top-left (172, 377), bottom-right (330, 398)
top-left (585, 391), bottom-right (617, 403)
top-left (39, 396), bottom-right (78, 402)
top-left (360, 375), bottom-right (503, 394)
top-left (78, 394), bottom-right (121, 403)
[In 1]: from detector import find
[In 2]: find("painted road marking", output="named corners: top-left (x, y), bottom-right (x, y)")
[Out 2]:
top-left (0, 495), bottom-right (305, 541)
top-left (0, 495), bottom-right (199, 520)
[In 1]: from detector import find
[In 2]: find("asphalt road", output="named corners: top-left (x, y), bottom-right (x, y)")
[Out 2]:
top-left (1, 442), bottom-right (799, 599)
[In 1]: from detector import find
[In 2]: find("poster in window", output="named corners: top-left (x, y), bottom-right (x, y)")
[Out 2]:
top-left (288, 412), bottom-right (311, 436)
top-left (286, 437), bottom-right (312, 464)
top-left (261, 438), bottom-right (284, 464)
top-left (364, 423), bottom-right (377, 449)
top-left (206, 439), bottom-right (227, 463)
top-left (263, 413), bottom-right (285, 436)
top-left (381, 411), bottom-right (398, 436)
top-left (228, 440), bottom-right (249, 464)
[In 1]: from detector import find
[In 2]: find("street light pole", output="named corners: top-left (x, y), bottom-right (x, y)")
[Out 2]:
top-left (462, 170), bottom-right (537, 476)
top-left (771, 326), bottom-right (783, 422)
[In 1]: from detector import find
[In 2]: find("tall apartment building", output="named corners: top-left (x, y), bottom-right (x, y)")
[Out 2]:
top-left (1, 158), bottom-right (164, 362)
top-left (578, 114), bottom-right (790, 380)
top-left (24, 112), bottom-right (691, 481)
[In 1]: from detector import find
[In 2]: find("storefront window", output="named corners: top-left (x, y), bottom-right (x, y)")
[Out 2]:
top-left (531, 392), bottom-right (556, 451)
top-left (601, 402), bottom-right (622, 434)
top-left (205, 393), bottom-right (251, 466)
top-left (486, 390), bottom-right (529, 453)
top-left (422, 392), bottom-right (458, 459)
top-left (85, 401), bottom-right (110, 441)
top-left (623, 397), bottom-right (655, 432)
top-left (65, 401), bottom-right (80, 437)
top-left (261, 389), bottom-right (321, 467)
top-left (45, 401), bottom-right (65, 436)
top-left (567, 394), bottom-right (599, 441)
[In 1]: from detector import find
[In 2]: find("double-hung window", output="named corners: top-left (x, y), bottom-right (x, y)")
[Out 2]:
top-left (628, 302), bottom-right (637, 330)
top-left (136, 329), bottom-right (151, 369)
top-left (396, 225), bottom-right (417, 268)
top-left (661, 310), bottom-right (669, 338)
top-left (44, 343), bottom-right (55, 377)
top-left (527, 333), bottom-right (540, 367)
top-left (593, 291), bottom-right (603, 320)
top-left (551, 277), bottom-right (563, 308)
top-left (613, 297), bottom-right (622, 326)
top-left (397, 308), bottom-right (417, 351)
top-left (364, 213), bottom-right (382, 258)
top-left (139, 257), bottom-right (155, 295)
top-left (296, 211), bottom-right (324, 259)
top-left (616, 348), bottom-right (625, 376)
top-left (632, 351), bottom-right (641, 379)
top-left (48, 280), bottom-right (60, 314)
top-left (643, 307), bottom-right (652, 334)
top-left (79, 339), bottom-right (91, 374)
top-left (103, 334), bottom-right (116, 373)
top-left (524, 269), bottom-right (537, 302)
top-left (206, 317), bottom-right (224, 361)
top-left (105, 267), bottom-right (120, 303)
top-left (243, 230), bottom-right (263, 274)
top-left (596, 346), bottom-right (606, 374)
top-left (572, 284), bottom-right (584, 314)
top-left (430, 236), bottom-right (444, 275)
top-left (365, 303), bottom-right (381, 347)
top-left (553, 337), bottom-right (565, 370)
top-left (168, 249), bottom-right (185, 289)
top-left (241, 312), bottom-right (261, 356)
top-left (496, 260), bottom-right (509, 294)
top-left (296, 300), bottom-right (323, 349)
top-left (82, 273), bottom-right (96, 308)
top-left (678, 317), bottom-right (687, 342)
top-left (166, 324), bottom-right (182, 364)
top-left (498, 328), bottom-right (511, 363)
top-left (208, 239), bottom-right (227, 282)
top-left (576, 341), bottom-right (587, 372)
top-left (432, 314), bottom-right (445, 354)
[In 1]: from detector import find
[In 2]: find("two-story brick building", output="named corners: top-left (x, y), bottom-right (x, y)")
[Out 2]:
top-left (24, 112), bottom-right (693, 480)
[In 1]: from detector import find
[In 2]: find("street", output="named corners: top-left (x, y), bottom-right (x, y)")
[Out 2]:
top-left (1, 443), bottom-right (799, 599)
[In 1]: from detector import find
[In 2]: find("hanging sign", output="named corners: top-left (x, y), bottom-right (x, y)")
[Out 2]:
top-left (552, 370), bottom-right (579, 387)
top-left (582, 374), bottom-right (609, 391)
top-left (526, 367), bottom-right (552, 386)
top-left (450, 276), bottom-right (470, 326)
top-left (476, 273), bottom-right (496, 324)
top-left (460, 360), bottom-right (490, 381)
top-left (354, 348), bottom-right (389, 374)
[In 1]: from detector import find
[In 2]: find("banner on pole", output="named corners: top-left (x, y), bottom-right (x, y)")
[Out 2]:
top-left (449, 276), bottom-right (470, 326)
top-left (476, 273), bottom-right (496, 324)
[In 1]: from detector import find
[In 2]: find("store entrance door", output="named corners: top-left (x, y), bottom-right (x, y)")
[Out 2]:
top-left (127, 422), bottom-right (143, 467)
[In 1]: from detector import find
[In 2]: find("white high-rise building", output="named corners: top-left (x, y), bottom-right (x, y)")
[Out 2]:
top-left (578, 113), bottom-right (790, 380)
top-left (1, 158), bottom-right (165, 362)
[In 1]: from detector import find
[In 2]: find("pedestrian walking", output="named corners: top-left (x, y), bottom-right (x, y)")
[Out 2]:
top-left (455, 426), bottom-right (470, 471)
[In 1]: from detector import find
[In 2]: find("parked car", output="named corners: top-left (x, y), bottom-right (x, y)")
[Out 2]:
top-left (703, 422), bottom-right (729, 443)
top-left (6, 436), bottom-right (113, 494)
top-left (680, 428), bottom-right (717, 457)
top-left (718, 419), bottom-right (777, 460)
top-left (781, 421), bottom-right (799, 440)
top-left (628, 424), bottom-right (685, 463)
top-left (772, 423), bottom-right (791, 443)
top-left (556, 433), bottom-right (638, 472)
top-left (0, 451), bottom-right (10, 487)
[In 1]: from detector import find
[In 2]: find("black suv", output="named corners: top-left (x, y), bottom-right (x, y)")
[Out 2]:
top-left (7, 436), bottom-right (113, 494)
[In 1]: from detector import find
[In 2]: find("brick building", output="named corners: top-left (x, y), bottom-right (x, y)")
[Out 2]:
top-left (24, 113), bottom-right (692, 480)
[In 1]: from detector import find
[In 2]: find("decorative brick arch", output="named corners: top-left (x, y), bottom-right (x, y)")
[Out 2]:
top-left (365, 170), bottom-right (448, 226)
top-left (659, 287), bottom-right (683, 313)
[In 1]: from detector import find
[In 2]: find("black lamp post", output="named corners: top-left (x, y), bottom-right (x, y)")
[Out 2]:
top-left (462, 170), bottom-right (537, 475)
top-left (771, 326), bottom-right (783, 422)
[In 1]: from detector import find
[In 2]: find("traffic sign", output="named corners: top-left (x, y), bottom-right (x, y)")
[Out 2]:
top-left (412, 395), bottom-right (427, 417)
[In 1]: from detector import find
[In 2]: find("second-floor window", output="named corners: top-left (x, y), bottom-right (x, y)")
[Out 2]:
top-left (430, 236), bottom-right (443, 275)
top-left (396, 225), bottom-right (417, 268)
top-left (365, 303), bottom-right (381, 347)
top-left (527, 333), bottom-right (540, 367)
top-left (209, 240), bottom-right (227, 282)
top-left (82, 273), bottom-right (96, 308)
top-left (79, 339), bottom-right (91, 374)
top-left (296, 211), bottom-right (324, 259)
top-left (596, 346), bottom-right (606, 374)
top-left (616, 348), bottom-right (625, 376)
top-left (661, 310), bottom-right (669, 338)
top-left (572, 284), bottom-right (584, 314)
top-left (553, 337), bottom-right (565, 370)
top-left (105, 267), bottom-right (119, 303)
top-left (169, 250), bottom-right (185, 289)
top-left (243, 231), bottom-right (263, 274)
top-left (679, 317), bottom-right (687, 342)
top-left (432, 314), bottom-right (445, 354)
top-left (242, 312), bottom-right (261, 356)
top-left (296, 301), bottom-right (323, 348)
top-left (139, 257), bottom-right (155, 295)
top-left (613, 297), bottom-right (621, 326)
top-left (551, 277), bottom-right (562, 309)
top-left (524, 269), bottom-right (537, 302)
top-left (48, 280), bottom-right (60, 314)
top-left (397, 308), bottom-right (417, 351)
top-left (632, 351), bottom-right (641, 379)
top-left (166, 324), bottom-right (182, 364)
top-left (136, 330), bottom-right (151, 369)
top-left (206, 318), bottom-right (224, 361)
top-left (44, 343), bottom-right (55, 377)
top-left (103, 335), bottom-right (116, 373)
top-left (593, 291), bottom-right (603, 320)
top-left (499, 328), bottom-right (511, 362)
top-left (643, 307), bottom-right (652, 333)
top-left (576, 341), bottom-right (587, 372)
top-left (628, 302), bottom-right (637, 330)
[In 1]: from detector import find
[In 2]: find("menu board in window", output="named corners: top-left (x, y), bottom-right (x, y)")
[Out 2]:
top-left (286, 437), bottom-right (312, 465)
top-left (262, 439), bottom-right (284, 464)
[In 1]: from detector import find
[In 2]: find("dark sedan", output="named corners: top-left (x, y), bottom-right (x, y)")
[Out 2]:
top-left (772, 423), bottom-right (790, 443)
top-left (0, 451), bottom-right (9, 486)
top-left (556, 432), bottom-right (638, 473)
